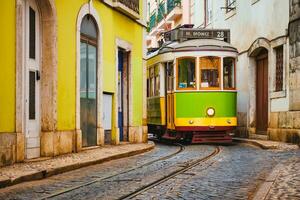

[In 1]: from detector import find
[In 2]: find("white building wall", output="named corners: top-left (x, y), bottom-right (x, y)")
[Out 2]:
top-left (193, 0), bottom-right (204, 27)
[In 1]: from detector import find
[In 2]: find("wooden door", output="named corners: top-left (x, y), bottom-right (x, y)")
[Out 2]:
top-left (256, 54), bottom-right (268, 133)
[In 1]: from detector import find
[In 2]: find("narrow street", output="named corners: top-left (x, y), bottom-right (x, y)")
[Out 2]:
top-left (0, 142), bottom-right (298, 200)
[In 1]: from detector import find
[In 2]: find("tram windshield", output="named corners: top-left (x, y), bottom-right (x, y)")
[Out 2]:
top-left (200, 57), bottom-right (220, 89)
top-left (177, 58), bottom-right (196, 89)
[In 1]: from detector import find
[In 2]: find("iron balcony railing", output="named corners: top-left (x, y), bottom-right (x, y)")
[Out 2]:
top-left (117, 0), bottom-right (139, 14)
top-left (167, 0), bottom-right (181, 14)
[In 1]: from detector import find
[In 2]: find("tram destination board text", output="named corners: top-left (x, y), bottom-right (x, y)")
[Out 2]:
top-left (164, 28), bottom-right (231, 43)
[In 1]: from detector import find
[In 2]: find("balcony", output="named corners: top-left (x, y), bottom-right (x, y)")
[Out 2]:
top-left (165, 0), bottom-right (182, 21)
top-left (147, 0), bottom-right (182, 36)
top-left (167, 0), bottom-right (181, 14)
top-left (102, 0), bottom-right (140, 20)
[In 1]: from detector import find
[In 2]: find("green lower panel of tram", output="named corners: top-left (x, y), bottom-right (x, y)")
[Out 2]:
top-left (175, 91), bottom-right (237, 127)
top-left (147, 96), bottom-right (165, 125)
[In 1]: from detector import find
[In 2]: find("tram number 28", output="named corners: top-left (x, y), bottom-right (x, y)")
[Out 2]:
top-left (217, 31), bottom-right (225, 38)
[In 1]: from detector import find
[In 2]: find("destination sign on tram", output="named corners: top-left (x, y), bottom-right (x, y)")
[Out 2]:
top-left (164, 28), bottom-right (231, 43)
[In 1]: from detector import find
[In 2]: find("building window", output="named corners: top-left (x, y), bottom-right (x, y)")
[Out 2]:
top-left (177, 57), bottom-right (196, 89)
top-left (29, 7), bottom-right (36, 59)
top-left (205, 0), bottom-right (213, 26)
top-left (223, 57), bottom-right (236, 89)
top-left (200, 56), bottom-right (220, 89)
top-left (225, 0), bottom-right (236, 13)
top-left (275, 46), bottom-right (284, 92)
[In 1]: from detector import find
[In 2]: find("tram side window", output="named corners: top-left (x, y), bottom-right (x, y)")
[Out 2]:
top-left (147, 69), bottom-right (150, 97)
top-left (177, 58), bottom-right (196, 89)
top-left (154, 65), bottom-right (160, 96)
top-left (200, 57), bottom-right (220, 89)
top-left (223, 57), bottom-right (235, 89)
top-left (149, 67), bottom-right (154, 97)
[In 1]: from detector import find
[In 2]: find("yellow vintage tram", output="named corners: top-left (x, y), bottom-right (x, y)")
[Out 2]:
top-left (147, 27), bottom-right (238, 143)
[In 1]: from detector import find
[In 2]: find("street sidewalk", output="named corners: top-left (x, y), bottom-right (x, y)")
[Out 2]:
top-left (233, 137), bottom-right (299, 150)
top-left (0, 142), bottom-right (155, 189)
top-left (233, 137), bottom-right (300, 200)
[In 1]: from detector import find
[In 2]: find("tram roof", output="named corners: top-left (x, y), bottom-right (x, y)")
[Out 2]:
top-left (147, 38), bottom-right (238, 59)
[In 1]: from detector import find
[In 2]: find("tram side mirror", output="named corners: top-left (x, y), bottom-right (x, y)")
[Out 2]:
top-left (36, 70), bottom-right (41, 81)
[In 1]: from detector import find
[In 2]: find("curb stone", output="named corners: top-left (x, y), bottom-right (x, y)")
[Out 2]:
top-left (252, 164), bottom-right (283, 200)
top-left (0, 142), bottom-right (155, 189)
top-left (233, 138), bottom-right (277, 149)
top-left (46, 145), bottom-right (155, 177)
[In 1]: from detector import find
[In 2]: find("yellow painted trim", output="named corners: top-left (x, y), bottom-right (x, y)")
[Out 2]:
top-left (175, 117), bottom-right (237, 127)
top-left (174, 94), bottom-right (176, 123)
top-left (160, 97), bottom-right (166, 125)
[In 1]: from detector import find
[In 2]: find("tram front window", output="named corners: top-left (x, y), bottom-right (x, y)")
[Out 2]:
top-left (200, 57), bottom-right (220, 89)
top-left (177, 57), bottom-right (196, 89)
top-left (223, 57), bottom-right (235, 89)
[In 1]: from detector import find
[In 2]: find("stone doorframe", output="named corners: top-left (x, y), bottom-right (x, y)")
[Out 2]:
top-left (76, 1), bottom-right (104, 151)
top-left (15, 0), bottom-right (57, 161)
top-left (247, 37), bottom-right (271, 134)
top-left (115, 39), bottom-right (142, 143)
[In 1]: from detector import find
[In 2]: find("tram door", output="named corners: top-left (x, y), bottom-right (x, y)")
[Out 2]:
top-left (166, 62), bottom-right (175, 130)
top-left (118, 49), bottom-right (129, 141)
top-left (256, 50), bottom-right (268, 134)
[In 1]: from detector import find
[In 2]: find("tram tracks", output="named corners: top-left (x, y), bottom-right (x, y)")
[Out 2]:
top-left (39, 143), bottom-right (185, 200)
top-left (119, 146), bottom-right (221, 200)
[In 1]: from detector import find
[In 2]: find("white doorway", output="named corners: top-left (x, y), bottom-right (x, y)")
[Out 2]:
top-left (25, 0), bottom-right (41, 159)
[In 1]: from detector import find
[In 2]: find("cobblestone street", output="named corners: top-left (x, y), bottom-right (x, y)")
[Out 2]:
top-left (266, 157), bottom-right (300, 200)
top-left (0, 142), bottom-right (299, 200)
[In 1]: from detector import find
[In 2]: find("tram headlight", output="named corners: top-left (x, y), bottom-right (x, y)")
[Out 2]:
top-left (206, 107), bottom-right (215, 117)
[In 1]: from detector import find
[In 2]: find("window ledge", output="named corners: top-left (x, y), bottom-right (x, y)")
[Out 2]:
top-left (270, 90), bottom-right (286, 99)
top-left (225, 9), bottom-right (236, 20)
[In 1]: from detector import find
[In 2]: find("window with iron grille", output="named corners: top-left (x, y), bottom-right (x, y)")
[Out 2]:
top-left (275, 45), bottom-right (284, 92)
top-left (225, 0), bottom-right (236, 13)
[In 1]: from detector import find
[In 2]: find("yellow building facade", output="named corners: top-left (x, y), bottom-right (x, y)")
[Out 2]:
top-left (0, 0), bottom-right (148, 166)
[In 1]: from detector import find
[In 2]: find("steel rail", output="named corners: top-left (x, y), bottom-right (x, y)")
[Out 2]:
top-left (39, 142), bottom-right (185, 200)
top-left (119, 146), bottom-right (221, 200)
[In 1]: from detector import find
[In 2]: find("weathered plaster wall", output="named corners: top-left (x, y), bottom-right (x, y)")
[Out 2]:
top-left (0, 1), bottom-right (16, 167)
top-left (0, 1), bottom-right (16, 132)
top-left (0, 0), bottom-right (146, 165)
top-left (204, 0), bottom-right (289, 52)
top-left (0, 134), bottom-right (16, 167)
top-left (55, 0), bottom-right (144, 131)
top-left (289, 0), bottom-right (300, 111)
